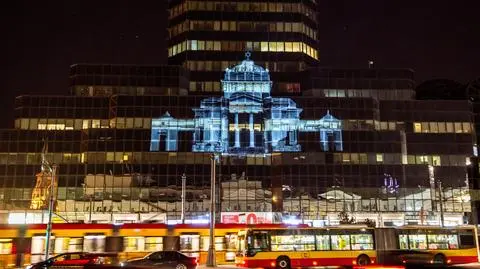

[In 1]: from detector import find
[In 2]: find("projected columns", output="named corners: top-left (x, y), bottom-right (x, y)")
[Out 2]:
top-left (249, 113), bottom-right (255, 147)
top-left (234, 113), bottom-right (240, 147)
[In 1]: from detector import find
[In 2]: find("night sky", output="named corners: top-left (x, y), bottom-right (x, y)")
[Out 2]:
top-left (1, 0), bottom-right (479, 128)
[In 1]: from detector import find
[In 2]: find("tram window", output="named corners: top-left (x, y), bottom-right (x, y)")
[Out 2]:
top-left (408, 235), bottom-right (427, 250)
top-left (0, 239), bottom-right (12, 254)
top-left (350, 234), bottom-right (374, 250)
top-left (68, 238), bottom-right (83, 252)
top-left (331, 235), bottom-right (350, 250)
top-left (84, 235), bottom-right (106, 253)
top-left (145, 237), bottom-right (163, 251)
top-left (125, 237), bottom-right (145, 252)
top-left (427, 234), bottom-right (458, 250)
top-left (315, 235), bottom-right (330, 250)
top-left (225, 233), bottom-right (237, 250)
top-left (54, 237), bottom-right (70, 254)
top-left (201, 236), bottom-right (225, 251)
top-left (180, 235), bottom-right (200, 252)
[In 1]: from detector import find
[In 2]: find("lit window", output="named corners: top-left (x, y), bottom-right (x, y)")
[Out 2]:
top-left (191, 40), bottom-right (198, 50)
top-left (413, 122), bottom-right (422, 133)
top-left (261, 42), bottom-right (269, 52)
top-left (376, 154), bottom-right (384, 163)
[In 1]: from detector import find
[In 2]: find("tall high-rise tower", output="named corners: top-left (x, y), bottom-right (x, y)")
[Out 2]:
top-left (167, 0), bottom-right (319, 94)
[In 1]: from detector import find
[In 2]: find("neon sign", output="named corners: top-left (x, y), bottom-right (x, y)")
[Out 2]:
top-left (150, 52), bottom-right (343, 154)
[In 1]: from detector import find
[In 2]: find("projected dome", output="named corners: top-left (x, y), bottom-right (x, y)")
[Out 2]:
top-left (224, 52), bottom-right (270, 82)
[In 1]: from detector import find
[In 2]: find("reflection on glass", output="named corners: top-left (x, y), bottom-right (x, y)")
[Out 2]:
top-left (331, 235), bottom-right (350, 250)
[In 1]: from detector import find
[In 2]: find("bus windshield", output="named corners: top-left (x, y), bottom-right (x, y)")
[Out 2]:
top-left (247, 230), bottom-right (270, 251)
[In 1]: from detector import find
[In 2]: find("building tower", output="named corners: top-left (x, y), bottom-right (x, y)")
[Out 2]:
top-left (167, 0), bottom-right (319, 94)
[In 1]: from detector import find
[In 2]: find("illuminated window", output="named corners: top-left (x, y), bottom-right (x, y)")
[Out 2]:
top-left (413, 122), bottom-right (422, 133)
top-left (446, 122), bottom-right (454, 132)
top-left (463, 122), bottom-right (471, 133)
top-left (438, 122), bottom-right (446, 132)
top-left (376, 154), bottom-right (384, 163)
top-left (261, 42), bottom-right (269, 52)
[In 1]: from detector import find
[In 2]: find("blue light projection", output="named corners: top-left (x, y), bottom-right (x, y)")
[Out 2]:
top-left (150, 52), bottom-right (343, 155)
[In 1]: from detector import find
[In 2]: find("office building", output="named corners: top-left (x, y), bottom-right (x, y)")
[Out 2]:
top-left (167, 0), bottom-right (319, 93)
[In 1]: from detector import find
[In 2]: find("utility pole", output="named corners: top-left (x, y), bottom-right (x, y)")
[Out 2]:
top-left (44, 164), bottom-right (57, 261)
top-left (438, 180), bottom-right (445, 227)
top-left (181, 173), bottom-right (186, 224)
top-left (206, 154), bottom-right (217, 267)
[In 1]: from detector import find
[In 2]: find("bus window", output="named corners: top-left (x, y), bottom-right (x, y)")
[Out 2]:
top-left (315, 235), bottom-right (330, 250)
top-left (271, 234), bottom-right (315, 251)
top-left (399, 234), bottom-right (408, 249)
top-left (427, 234), bottom-right (458, 250)
top-left (351, 234), bottom-right (374, 250)
top-left (459, 234), bottom-right (475, 249)
top-left (331, 235), bottom-right (350, 250)
top-left (408, 234), bottom-right (427, 250)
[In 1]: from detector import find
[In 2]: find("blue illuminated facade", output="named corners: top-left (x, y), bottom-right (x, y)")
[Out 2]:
top-left (150, 53), bottom-right (343, 154)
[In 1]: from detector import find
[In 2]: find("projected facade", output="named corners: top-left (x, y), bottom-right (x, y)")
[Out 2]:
top-left (150, 53), bottom-right (343, 154)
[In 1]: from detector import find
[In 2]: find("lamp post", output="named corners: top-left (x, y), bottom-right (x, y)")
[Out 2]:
top-left (438, 180), bottom-right (445, 227)
top-left (82, 183), bottom-right (93, 223)
top-left (44, 164), bottom-right (57, 261)
top-left (206, 154), bottom-right (217, 267)
top-left (181, 173), bottom-right (186, 224)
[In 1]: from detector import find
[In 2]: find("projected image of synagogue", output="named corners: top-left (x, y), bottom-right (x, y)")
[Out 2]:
top-left (0, 53), bottom-right (476, 228)
top-left (150, 53), bottom-right (343, 155)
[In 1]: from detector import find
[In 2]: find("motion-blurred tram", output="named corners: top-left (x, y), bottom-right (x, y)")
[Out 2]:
top-left (0, 223), bottom-right (298, 268)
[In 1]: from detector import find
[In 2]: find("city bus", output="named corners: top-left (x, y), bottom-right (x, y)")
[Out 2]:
top-left (236, 225), bottom-right (479, 268)
top-left (235, 225), bottom-right (376, 268)
top-left (394, 225), bottom-right (479, 265)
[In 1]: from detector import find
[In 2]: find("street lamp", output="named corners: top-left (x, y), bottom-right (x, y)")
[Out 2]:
top-left (206, 154), bottom-right (218, 267)
top-left (44, 163), bottom-right (57, 261)
top-left (82, 183), bottom-right (93, 223)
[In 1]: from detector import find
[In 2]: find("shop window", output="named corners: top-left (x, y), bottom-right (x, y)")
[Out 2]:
top-left (145, 237), bottom-right (163, 252)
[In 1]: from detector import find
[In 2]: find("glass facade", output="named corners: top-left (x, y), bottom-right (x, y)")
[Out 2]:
top-left (167, 0), bottom-right (319, 94)
top-left (0, 1), bottom-right (475, 226)
top-left (0, 53), bottom-right (476, 227)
